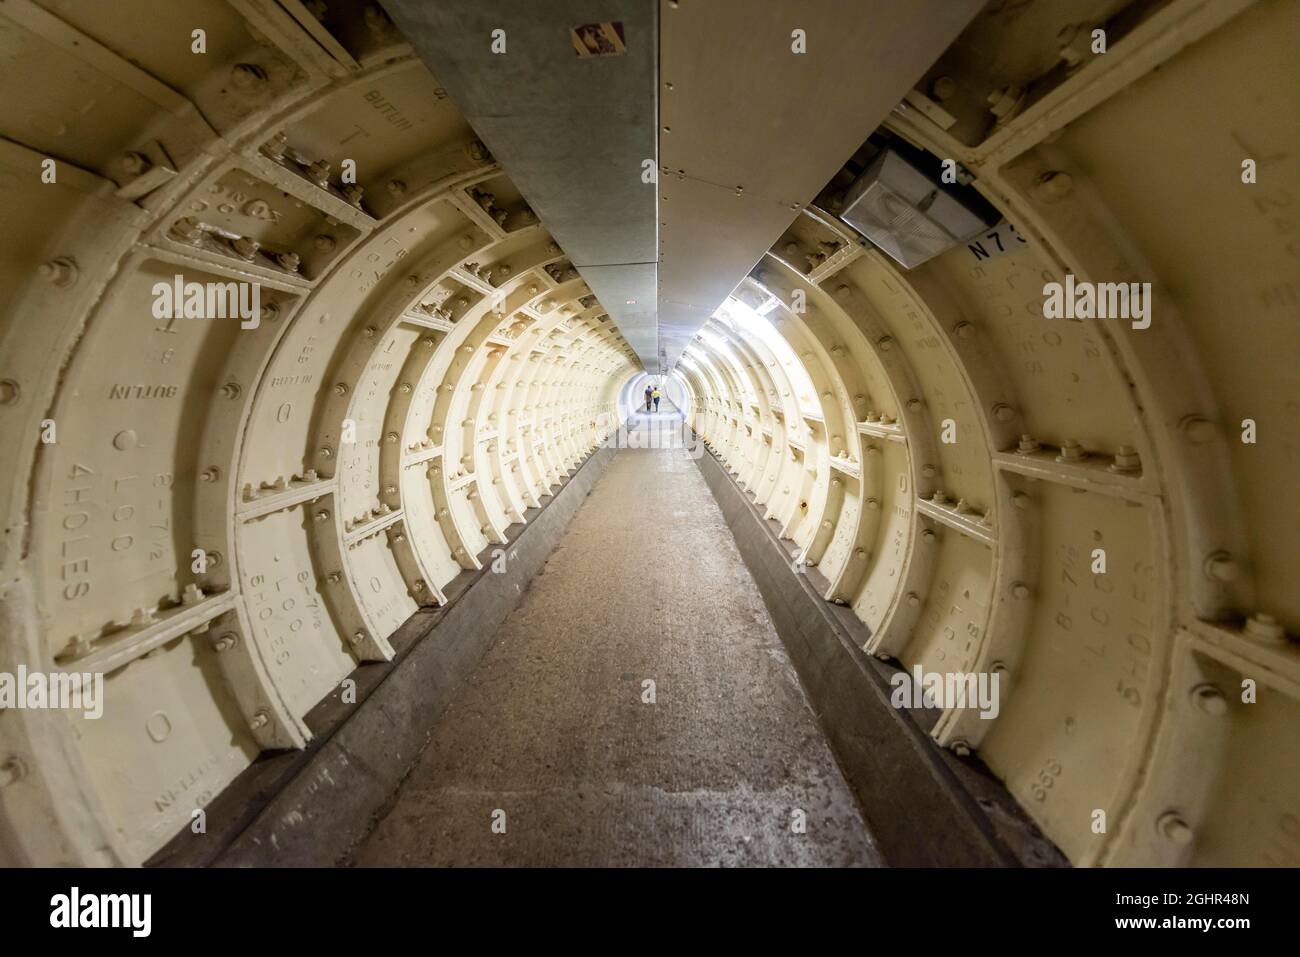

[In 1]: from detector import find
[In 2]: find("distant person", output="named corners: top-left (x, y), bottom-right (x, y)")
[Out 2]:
top-left (644, 384), bottom-right (653, 412)
top-left (652, 387), bottom-right (661, 412)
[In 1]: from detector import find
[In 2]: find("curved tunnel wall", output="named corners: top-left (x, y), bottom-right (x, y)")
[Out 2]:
top-left (0, 0), bottom-right (1295, 868)
top-left (0, 1), bottom-right (636, 865)
top-left (675, 0), bottom-right (1298, 868)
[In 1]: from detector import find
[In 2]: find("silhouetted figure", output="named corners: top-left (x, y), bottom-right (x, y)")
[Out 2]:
top-left (644, 384), bottom-right (653, 412)
top-left (652, 388), bottom-right (661, 412)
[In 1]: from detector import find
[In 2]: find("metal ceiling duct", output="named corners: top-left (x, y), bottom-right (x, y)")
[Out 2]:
top-left (656, 0), bottom-right (984, 370)
top-left (381, 0), bottom-right (662, 369)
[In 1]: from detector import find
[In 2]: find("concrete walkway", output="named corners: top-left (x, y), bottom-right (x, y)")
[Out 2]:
top-left (350, 409), bottom-right (880, 866)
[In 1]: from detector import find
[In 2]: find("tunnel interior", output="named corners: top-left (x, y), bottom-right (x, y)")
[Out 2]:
top-left (0, 0), bottom-right (1296, 870)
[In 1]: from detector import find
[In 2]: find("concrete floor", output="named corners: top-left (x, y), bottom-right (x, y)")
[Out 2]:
top-left (350, 409), bottom-right (881, 866)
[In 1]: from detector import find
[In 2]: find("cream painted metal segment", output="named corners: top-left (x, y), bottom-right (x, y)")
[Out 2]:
top-left (682, 0), bottom-right (1296, 867)
top-left (0, 2), bottom-right (634, 865)
top-left (656, 0), bottom-right (984, 370)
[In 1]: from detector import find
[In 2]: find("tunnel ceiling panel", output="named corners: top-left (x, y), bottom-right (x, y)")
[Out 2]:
top-left (381, 0), bottom-right (660, 370)
top-left (656, 0), bottom-right (984, 370)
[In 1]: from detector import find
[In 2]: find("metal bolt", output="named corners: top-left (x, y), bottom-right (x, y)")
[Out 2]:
top-left (39, 257), bottom-right (79, 287)
top-left (315, 509), bottom-right (330, 522)
top-left (249, 710), bottom-right (270, 730)
top-left (387, 179), bottom-right (406, 196)
top-left (212, 633), bottom-right (237, 652)
top-left (921, 529), bottom-right (936, 544)
top-left (1011, 581), bottom-right (1031, 600)
top-left (1244, 612), bottom-right (1285, 644)
top-left (1034, 170), bottom-right (1074, 202)
top-left (992, 402), bottom-right (1015, 422)
top-left (987, 85), bottom-right (1024, 120)
top-left (930, 75), bottom-right (957, 101)
top-left (350, 631), bottom-right (365, 646)
top-left (307, 159), bottom-right (331, 186)
top-left (341, 184), bottom-right (364, 206)
top-left (1203, 551), bottom-right (1240, 583)
top-left (275, 251), bottom-right (300, 271)
top-left (220, 382), bottom-right (241, 400)
top-left (231, 62), bottom-right (268, 91)
top-left (385, 432), bottom-right (398, 444)
top-left (1110, 445), bottom-right (1141, 473)
top-left (333, 382), bottom-right (348, 396)
top-left (1180, 415), bottom-right (1217, 444)
top-left (260, 132), bottom-right (288, 161)
top-left (232, 236), bottom-right (259, 261)
top-left (0, 380), bottom-right (20, 405)
top-left (0, 757), bottom-right (26, 788)
top-left (952, 740), bottom-right (972, 757)
top-left (907, 398), bottom-right (922, 412)
top-left (319, 446), bottom-right (334, 459)
top-left (954, 321), bottom-right (975, 339)
top-left (1190, 683), bottom-right (1227, 716)
top-left (121, 151), bottom-right (151, 176)
top-left (1156, 812), bottom-right (1194, 846)
top-left (1057, 439), bottom-right (1086, 462)
top-left (906, 592), bottom-right (920, 607)
top-left (877, 335), bottom-right (894, 351)
top-left (200, 467), bottom-right (220, 483)
top-left (1017, 434), bottom-right (1040, 454)
top-left (170, 217), bottom-right (203, 243)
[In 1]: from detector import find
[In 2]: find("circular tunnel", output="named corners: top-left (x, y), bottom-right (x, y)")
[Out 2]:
top-left (0, 0), bottom-right (1295, 871)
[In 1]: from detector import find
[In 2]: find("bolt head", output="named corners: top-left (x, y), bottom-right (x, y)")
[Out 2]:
top-left (1157, 812), bottom-right (1194, 846)
top-left (1204, 552), bottom-right (1240, 583)
top-left (1244, 612), bottom-right (1285, 644)
top-left (1190, 683), bottom-right (1227, 716)
top-left (1180, 415), bottom-right (1217, 444)
top-left (121, 151), bottom-right (151, 176)
top-left (1034, 170), bottom-right (1074, 201)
